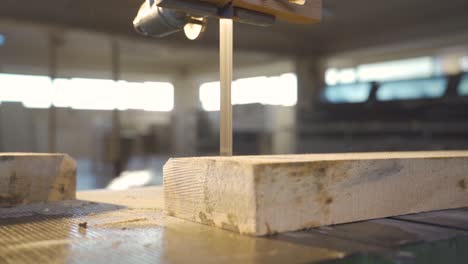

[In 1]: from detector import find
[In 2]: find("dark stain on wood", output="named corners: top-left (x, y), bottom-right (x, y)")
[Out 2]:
top-left (0, 193), bottom-right (24, 207)
top-left (300, 220), bottom-right (321, 230)
top-left (316, 193), bottom-right (333, 216)
top-left (295, 196), bottom-right (303, 204)
top-left (166, 210), bottom-right (175, 216)
top-left (203, 185), bottom-right (215, 214)
top-left (0, 156), bottom-right (14, 161)
top-left (198, 212), bottom-right (215, 226)
top-left (1, 171), bottom-right (25, 207)
top-left (221, 222), bottom-right (240, 233)
top-left (265, 222), bottom-right (278, 235)
top-left (219, 213), bottom-right (240, 232)
top-left (8, 171), bottom-right (17, 194)
top-left (286, 162), bottom-right (330, 178)
top-left (59, 184), bottom-right (66, 194)
top-left (458, 179), bottom-right (467, 190)
top-left (344, 160), bottom-right (404, 187)
top-left (253, 166), bottom-right (265, 184)
top-left (227, 213), bottom-right (237, 225)
top-left (315, 181), bottom-right (324, 192)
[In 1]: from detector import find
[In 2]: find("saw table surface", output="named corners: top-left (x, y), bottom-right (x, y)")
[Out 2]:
top-left (1, 186), bottom-right (468, 263)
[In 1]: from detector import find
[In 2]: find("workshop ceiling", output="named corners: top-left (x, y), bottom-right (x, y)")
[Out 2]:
top-left (0, 0), bottom-right (468, 78)
top-left (1, 0), bottom-right (468, 55)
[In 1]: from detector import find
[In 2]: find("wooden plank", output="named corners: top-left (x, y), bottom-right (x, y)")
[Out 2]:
top-left (163, 151), bottom-right (468, 236)
top-left (0, 153), bottom-right (76, 207)
top-left (201, 0), bottom-right (322, 24)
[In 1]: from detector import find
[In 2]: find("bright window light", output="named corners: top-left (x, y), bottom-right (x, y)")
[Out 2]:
top-left (276, 73), bottom-right (297, 106)
top-left (120, 81), bottom-right (174, 111)
top-left (325, 68), bottom-right (357, 85)
top-left (53, 78), bottom-right (118, 110)
top-left (338, 68), bottom-right (357, 84)
top-left (233, 76), bottom-right (270, 105)
top-left (53, 78), bottom-right (174, 111)
top-left (0, 74), bottom-right (173, 111)
top-left (0, 73), bottom-right (52, 108)
top-left (357, 57), bottom-right (435, 82)
top-left (199, 73), bottom-right (297, 111)
top-left (324, 83), bottom-right (371, 103)
top-left (461, 56), bottom-right (468, 72)
top-left (0, 34), bottom-right (5, 46)
top-left (325, 68), bottom-right (339, 85)
top-left (377, 77), bottom-right (447, 101)
top-left (199, 81), bottom-right (220, 111)
top-left (458, 74), bottom-right (468, 96)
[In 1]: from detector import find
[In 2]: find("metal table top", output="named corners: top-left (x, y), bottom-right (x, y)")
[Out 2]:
top-left (1, 187), bottom-right (468, 264)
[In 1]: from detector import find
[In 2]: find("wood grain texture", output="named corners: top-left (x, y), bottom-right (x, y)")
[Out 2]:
top-left (0, 153), bottom-right (76, 207)
top-left (201, 0), bottom-right (322, 24)
top-left (163, 151), bottom-right (468, 236)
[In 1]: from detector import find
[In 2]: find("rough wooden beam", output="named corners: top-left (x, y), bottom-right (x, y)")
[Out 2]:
top-left (0, 153), bottom-right (76, 207)
top-left (164, 151), bottom-right (468, 236)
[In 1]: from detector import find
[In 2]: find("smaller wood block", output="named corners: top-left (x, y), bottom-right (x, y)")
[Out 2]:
top-left (164, 151), bottom-right (468, 236)
top-left (0, 153), bottom-right (76, 207)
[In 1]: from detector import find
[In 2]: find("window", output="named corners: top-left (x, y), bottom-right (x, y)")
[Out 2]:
top-left (199, 73), bottom-right (297, 111)
top-left (199, 81), bottom-right (220, 111)
top-left (325, 57), bottom-right (436, 85)
top-left (357, 57), bottom-right (435, 82)
top-left (0, 74), bottom-right (52, 108)
top-left (0, 74), bottom-right (174, 111)
top-left (0, 34), bottom-right (5, 46)
top-left (458, 74), bottom-right (468, 96)
top-left (461, 57), bottom-right (468, 73)
top-left (377, 77), bottom-right (447, 101)
top-left (323, 83), bottom-right (371, 103)
top-left (325, 68), bottom-right (357, 85)
top-left (119, 81), bottom-right (174, 111)
top-left (53, 78), bottom-right (119, 110)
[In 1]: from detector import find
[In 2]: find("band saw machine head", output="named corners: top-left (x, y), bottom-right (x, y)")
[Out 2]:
top-left (133, 0), bottom-right (321, 40)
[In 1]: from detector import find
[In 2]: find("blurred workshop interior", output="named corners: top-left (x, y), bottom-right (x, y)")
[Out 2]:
top-left (0, 0), bottom-right (467, 190)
